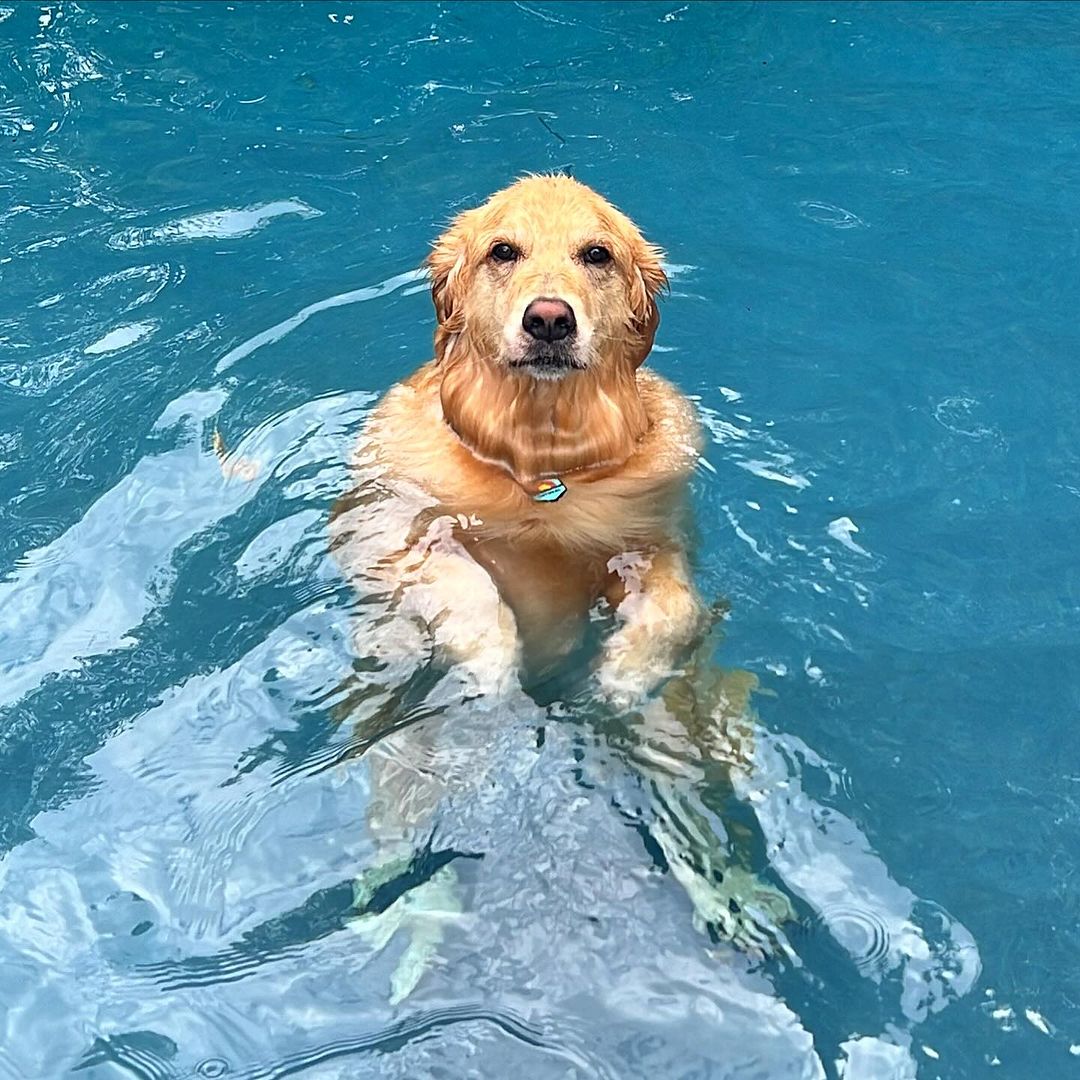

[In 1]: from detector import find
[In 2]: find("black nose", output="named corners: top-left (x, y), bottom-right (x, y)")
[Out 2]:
top-left (522, 297), bottom-right (577, 342)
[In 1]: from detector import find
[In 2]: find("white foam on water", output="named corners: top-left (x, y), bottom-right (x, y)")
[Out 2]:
top-left (828, 516), bottom-right (870, 556)
top-left (109, 199), bottom-right (322, 250)
top-left (737, 458), bottom-right (811, 489)
top-left (83, 320), bottom-right (156, 355)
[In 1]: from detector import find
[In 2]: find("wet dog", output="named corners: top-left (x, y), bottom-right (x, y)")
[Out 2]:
top-left (325, 178), bottom-right (797, 1004)
top-left (332, 174), bottom-right (706, 701)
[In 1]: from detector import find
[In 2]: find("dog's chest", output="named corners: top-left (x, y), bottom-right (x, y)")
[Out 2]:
top-left (372, 364), bottom-right (699, 553)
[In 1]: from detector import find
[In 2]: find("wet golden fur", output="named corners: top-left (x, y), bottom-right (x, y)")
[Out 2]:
top-left (334, 175), bottom-right (706, 693)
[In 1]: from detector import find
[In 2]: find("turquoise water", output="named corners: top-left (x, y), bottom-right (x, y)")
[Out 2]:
top-left (3, 1), bottom-right (1079, 1076)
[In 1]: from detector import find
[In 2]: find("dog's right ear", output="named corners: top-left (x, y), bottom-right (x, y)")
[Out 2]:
top-left (427, 219), bottom-right (470, 361)
top-left (427, 240), bottom-right (464, 327)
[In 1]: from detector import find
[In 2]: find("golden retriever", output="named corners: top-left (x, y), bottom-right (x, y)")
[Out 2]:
top-left (324, 183), bottom-right (972, 1038)
top-left (332, 174), bottom-right (706, 702)
top-left (325, 177), bottom-right (808, 1004)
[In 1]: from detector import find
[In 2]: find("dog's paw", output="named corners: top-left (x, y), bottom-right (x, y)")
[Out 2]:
top-left (648, 779), bottom-right (795, 958)
top-left (349, 859), bottom-right (463, 1005)
top-left (211, 429), bottom-right (261, 481)
top-left (595, 636), bottom-right (677, 709)
top-left (677, 860), bottom-right (795, 957)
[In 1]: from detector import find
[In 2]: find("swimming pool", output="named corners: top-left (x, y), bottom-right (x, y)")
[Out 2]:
top-left (2, 1), bottom-right (1079, 1076)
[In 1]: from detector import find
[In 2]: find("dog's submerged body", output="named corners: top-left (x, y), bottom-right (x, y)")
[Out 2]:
top-left (334, 175), bottom-right (705, 693)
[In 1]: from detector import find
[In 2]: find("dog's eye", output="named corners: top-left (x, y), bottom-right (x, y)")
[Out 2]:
top-left (490, 242), bottom-right (519, 263)
top-left (582, 245), bottom-right (612, 266)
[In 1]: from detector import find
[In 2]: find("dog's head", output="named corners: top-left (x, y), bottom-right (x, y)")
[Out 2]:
top-left (427, 175), bottom-right (667, 379)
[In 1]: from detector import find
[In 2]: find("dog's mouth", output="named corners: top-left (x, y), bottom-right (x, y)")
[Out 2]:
top-left (509, 343), bottom-right (586, 374)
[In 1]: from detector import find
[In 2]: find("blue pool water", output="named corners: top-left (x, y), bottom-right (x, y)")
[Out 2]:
top-left (2, 1), bottom-right (1079, 1076)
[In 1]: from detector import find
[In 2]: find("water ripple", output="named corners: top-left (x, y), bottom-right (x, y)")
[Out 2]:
top-left (231, 1005), bottom-right (601, 1080)
top-left (0, 2), bottom-right (1049, 1075)
top-left (213, 268), bottom-right (427, 374)
top-left (77, 1004), bottom-right (606, 1079)
top-left (798, 200), bottom-right (868, 229)
top-left (816, 903), bottom-right (892, 976)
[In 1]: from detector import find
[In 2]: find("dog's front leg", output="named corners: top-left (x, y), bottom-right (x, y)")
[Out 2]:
top-left (596, 547), bottom-right (707, 705)
top-left (401, 540), bottom-right (522, 699)
top-left (336, 514), bottom-right (522, 1004)
top-left (333, 495), bottom-right (521, 699)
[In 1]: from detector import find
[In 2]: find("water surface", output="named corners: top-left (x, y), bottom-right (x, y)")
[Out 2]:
top-left (2, 3), bottom-right (1079, 1077)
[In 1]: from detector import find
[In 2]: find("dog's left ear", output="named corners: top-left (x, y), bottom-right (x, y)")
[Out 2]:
top-left (628, 241), bottom-right (668, 368)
